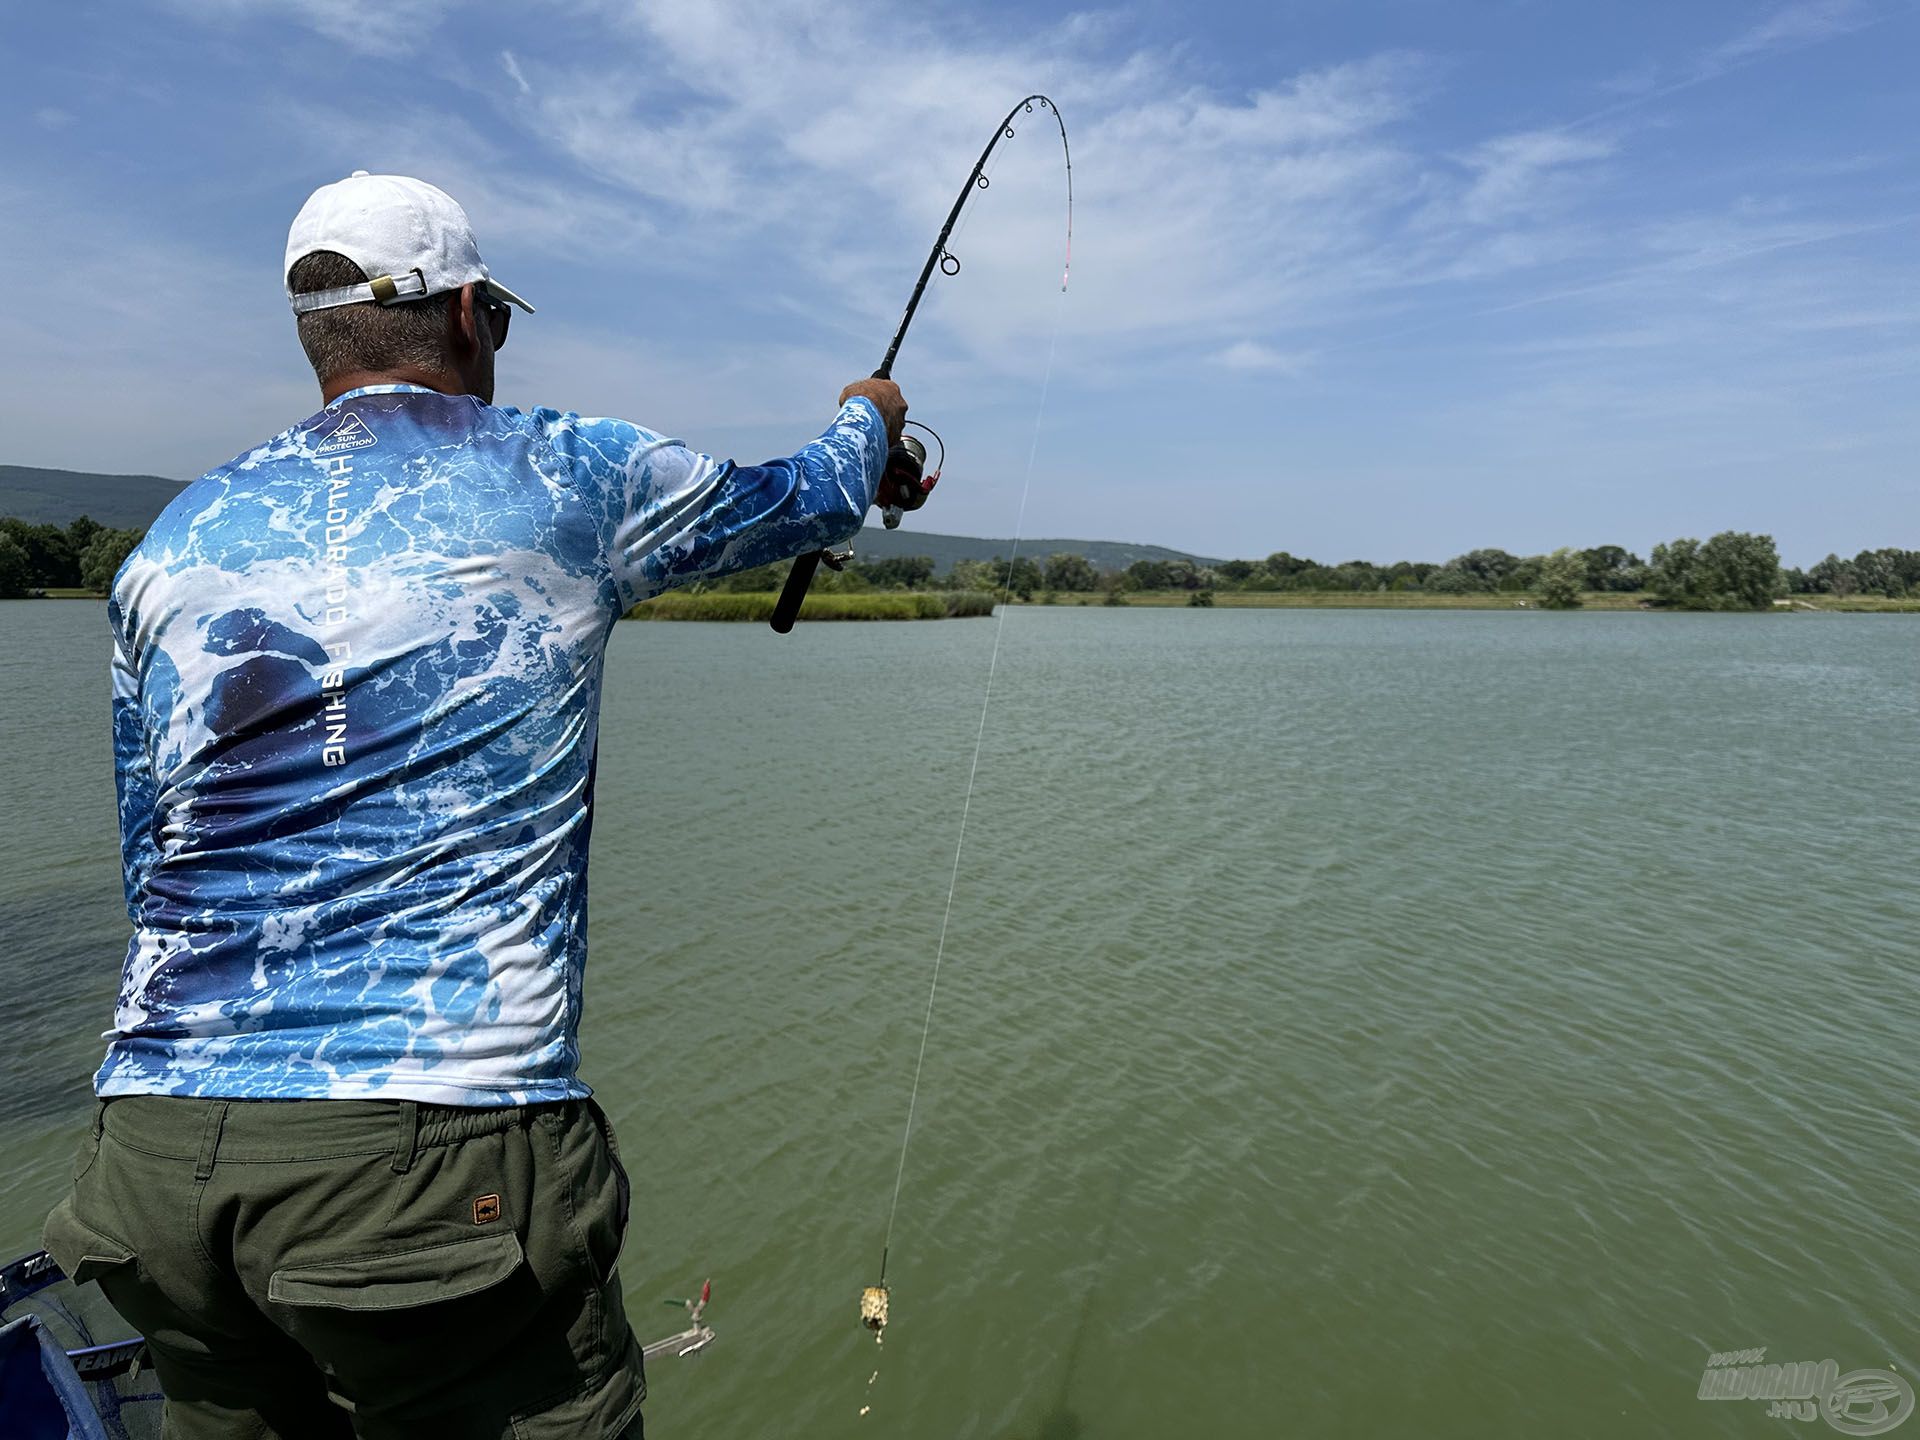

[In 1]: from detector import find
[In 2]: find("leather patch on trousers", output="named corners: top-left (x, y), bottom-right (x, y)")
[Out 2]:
top-left (473, 1194), bottom-right (502, 1225)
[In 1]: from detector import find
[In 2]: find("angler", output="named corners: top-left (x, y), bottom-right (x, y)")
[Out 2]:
top-left (36, 169), bottom-right (914, 1438)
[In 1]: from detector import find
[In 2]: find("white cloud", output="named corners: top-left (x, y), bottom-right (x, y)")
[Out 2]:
top-left (14, 0), bottom-right (1911, 558)
top-left (265, 100), bottom-right (666, 268)
top-left (158, 0), bottom-right (457, 53)
top-left (495, 10), bottom-right (1439, 370)
top-left (190, 0), bottom-right (1893, 433)
top-left (1707, 0), bottom-right (1870, 69)
top-left (1211, 341), bottom-right (1310, 374)
top-left (0, 181), bottom-right (315, 475)
top-left (1447, 131), bottom-right (1615, 228)
top-left (500, 50), bottom-right (531, 98)
top-left (1594, 0), bottom-right (1876, 107)
top-left (130, 0), bottom-right (1641, 380)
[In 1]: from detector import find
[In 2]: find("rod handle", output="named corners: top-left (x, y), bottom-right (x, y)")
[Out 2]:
top-left (770, 549), bottom-right (823, 633)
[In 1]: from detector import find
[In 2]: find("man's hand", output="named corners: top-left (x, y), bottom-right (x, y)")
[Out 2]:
top-left (840, 379), bottom-right (907, 449)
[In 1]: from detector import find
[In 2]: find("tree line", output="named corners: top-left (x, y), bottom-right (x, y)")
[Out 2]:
top-left (0, 516), bottom-right (145, 597)
top-left (7, 511), bottom-right (1912, 613)
top-left (1787, 548), bottom-right (1920, 599)
top-left (711, 534), bottom-right (1918, 611)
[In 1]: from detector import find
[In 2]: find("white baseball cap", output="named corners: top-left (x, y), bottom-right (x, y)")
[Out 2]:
top-left (285, 171), bottom-right (534, 316)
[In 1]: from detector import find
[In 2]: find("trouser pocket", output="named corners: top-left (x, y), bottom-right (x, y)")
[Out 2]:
top-left (264, 1124), bottom-right (632, 1434)
top-left (537, 1102), bottom-right (630, 1294)
top-left (41, 1199), bottom-right (136, 1288)
top-left (585, 1100), bottom-right (632, 1281)
top-left (268, 1227), bottom-right (564, 1426)
top-left (40, 1195), bottom-right (169, 1361)
top-left (268, 1230), bottom-right (527, 1311)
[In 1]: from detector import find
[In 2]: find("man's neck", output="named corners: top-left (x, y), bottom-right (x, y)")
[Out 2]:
top-left (322, 365), bottom-right (470, 405)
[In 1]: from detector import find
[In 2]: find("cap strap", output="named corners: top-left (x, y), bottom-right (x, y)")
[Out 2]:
top-left (289, 271), bottom-right (431, 315)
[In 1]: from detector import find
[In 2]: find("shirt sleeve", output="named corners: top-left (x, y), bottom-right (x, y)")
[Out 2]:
top-left (542, 397), bottom-right (889, 610)
top-left (109, 603), bottom-right (161, 919)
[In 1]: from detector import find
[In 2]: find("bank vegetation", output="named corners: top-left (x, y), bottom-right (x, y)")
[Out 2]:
top-left (645, 533), bottom-right (1920, 615)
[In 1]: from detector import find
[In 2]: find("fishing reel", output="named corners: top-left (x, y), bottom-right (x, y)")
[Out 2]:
top-left (786, 420), bottom-right (946, 605)
top-left (879, 422), bottom-right (944, 530)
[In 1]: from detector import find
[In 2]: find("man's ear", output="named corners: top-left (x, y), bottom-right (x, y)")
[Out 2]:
top-left (450, 283), bottom-right (481, 353)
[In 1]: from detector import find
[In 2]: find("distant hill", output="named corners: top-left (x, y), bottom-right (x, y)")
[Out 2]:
top-left (1, 464), bottom-right (1218, 573)
top-left (0, 466), bottom-right (186, 530)
top-left (850, 526), bottom-right (1220, 573)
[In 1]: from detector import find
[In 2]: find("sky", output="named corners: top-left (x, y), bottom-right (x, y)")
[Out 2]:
top-left (1, 0), bottom-right (1915, 566)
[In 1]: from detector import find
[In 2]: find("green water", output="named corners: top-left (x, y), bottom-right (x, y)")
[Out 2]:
top-left (4, 602), bottom-right (1916, 1438)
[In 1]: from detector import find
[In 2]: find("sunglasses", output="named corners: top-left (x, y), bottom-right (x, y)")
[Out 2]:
top-left (475, 285), bottom-right (511, 351)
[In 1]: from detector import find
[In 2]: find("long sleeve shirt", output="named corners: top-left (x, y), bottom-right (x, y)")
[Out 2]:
top-left (98, 382), bottom-right (886, 1104)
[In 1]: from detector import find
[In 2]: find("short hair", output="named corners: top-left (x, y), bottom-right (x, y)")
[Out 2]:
top-left (288, 250), bottom-right (454, 384)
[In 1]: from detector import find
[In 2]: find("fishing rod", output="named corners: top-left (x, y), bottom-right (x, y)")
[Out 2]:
top-left (800, 99), bottom-right (1069, 1377)
top-left (769, 94), bottom-right (1072, 633)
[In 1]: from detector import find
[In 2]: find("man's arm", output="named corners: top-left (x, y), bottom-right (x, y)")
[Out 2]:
top-left (553, 384), bottom-right (907, 610)
top-left (108, 604), bottom-right (160, 919)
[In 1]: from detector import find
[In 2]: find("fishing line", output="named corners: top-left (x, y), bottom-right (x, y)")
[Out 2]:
top-left (877, 293), bottom-right (1066, 1291)
top-left (771, 101), bottom-right (1070, 1366)
top-left (870, 92), bottom-right (1072, 1304)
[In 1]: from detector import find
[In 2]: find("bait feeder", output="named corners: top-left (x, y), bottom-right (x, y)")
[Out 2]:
top-left (860, 1285), bottom-right (890, 1336)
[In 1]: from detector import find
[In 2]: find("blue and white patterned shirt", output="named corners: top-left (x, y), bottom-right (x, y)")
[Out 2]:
top-left (99, 383), bottom-right (885, 1104)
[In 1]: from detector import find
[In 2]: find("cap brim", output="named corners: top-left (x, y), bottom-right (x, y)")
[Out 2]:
top-left (480, 278), bottom-right (536, 315)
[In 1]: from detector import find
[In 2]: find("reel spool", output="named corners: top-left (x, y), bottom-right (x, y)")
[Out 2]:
top-left (880, 423), bottom-right (945, 530)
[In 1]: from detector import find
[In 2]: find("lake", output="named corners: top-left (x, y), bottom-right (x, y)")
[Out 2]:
top-left (3, 601), bottom-right (1916, 1437)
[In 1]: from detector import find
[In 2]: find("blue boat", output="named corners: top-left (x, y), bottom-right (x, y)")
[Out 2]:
top-left (1, 1250), bottom-right (714, 1437)
top-left (0, 1249), bottom-right (158, 1439)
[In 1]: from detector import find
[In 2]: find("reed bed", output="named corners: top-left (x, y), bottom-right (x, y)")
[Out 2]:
top-left (627, 590), bottom-right (996, 621)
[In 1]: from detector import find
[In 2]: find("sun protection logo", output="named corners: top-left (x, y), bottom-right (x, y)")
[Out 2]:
top-left (314, 412), bottom-right (377, 454)
top-left (1698, 1349), bottom-right (1914, 1434)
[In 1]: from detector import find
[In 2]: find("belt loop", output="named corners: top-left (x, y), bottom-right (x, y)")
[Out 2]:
top-left (194, 1101), bottom-right (229, 1183)
top-left (392, 1100), bottom-right (420, 1174)
top-left (90, 1099), bottom-right (107, 1140)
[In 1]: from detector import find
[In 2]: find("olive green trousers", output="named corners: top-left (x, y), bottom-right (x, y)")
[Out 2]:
top-left (43, 1094), bottom-right (644, 1439)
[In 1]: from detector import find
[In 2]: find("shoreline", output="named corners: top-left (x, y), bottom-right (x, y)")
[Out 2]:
top-left (625, 591), bottom-right (995, 622)
top-left (1022, 591), bottom-right (1920, 613)
top-left (12, 590), bottom-right (1916, 615)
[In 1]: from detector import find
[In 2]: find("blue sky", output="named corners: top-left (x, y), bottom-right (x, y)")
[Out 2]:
top-left (1, 0), bottom-right (1914, 565)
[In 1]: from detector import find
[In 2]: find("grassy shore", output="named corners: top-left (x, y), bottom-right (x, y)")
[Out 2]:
top-left (625, 590), bottom-right (996, 621)
top-left (1078, 590), bottom-right (1631, 610)
top-left (1021, 590), bottom-right (1920, 612)
top-left (1773, 594), bottom-right (1920, 613)
top-left (15, 588), bottom-right (1916, 615)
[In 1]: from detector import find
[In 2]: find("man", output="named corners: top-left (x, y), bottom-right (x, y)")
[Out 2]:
top-left (43, 170), bottom-right (909, 1438)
